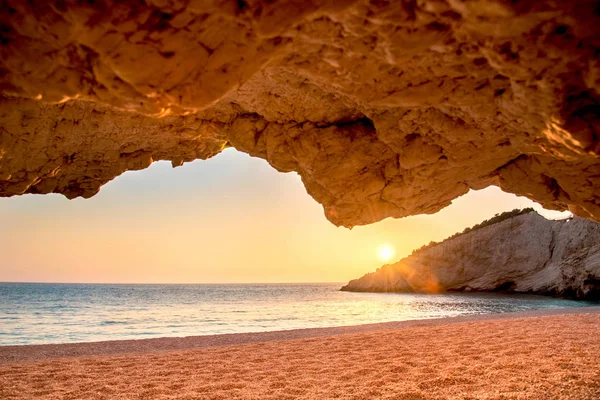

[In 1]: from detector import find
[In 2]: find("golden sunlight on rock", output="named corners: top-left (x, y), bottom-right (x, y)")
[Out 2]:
top-left (3, 3), bottom-right (600, 398)
top-left (1, 0), bottom-right (600, 228)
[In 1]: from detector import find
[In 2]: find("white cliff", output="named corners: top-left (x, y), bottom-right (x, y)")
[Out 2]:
top-left (341, 211), bottom-right (600, 300)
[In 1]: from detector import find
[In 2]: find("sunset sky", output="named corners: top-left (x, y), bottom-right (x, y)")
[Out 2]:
top-left (0, 148), bottom-right (569, 284)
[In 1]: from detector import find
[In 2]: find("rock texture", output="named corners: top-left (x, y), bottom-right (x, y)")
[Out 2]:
top-left (341, 212), bottom-right (600, 300)
top-left (1, 1), bottom-right (600, 227)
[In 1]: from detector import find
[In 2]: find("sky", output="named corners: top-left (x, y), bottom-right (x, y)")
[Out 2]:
top-left (0, 148), bottom-right (570, 284)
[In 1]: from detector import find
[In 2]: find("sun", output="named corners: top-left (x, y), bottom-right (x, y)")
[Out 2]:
top-left (376, 244), bottom-right (396, 262)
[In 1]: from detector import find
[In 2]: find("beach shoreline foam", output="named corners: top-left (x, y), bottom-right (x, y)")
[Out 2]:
top-left (1, 307), bottom-right (599, 399)
top-left (1, 306), bottom-right (599, 363)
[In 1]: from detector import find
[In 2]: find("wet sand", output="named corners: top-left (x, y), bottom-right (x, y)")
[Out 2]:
top-left (1, 307), bottom-right (599, 399)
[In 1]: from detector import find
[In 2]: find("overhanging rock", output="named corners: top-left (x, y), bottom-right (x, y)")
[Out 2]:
top-left (1, 0), bottom-right (599, 227)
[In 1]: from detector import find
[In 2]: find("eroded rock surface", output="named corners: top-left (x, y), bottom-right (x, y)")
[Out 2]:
top-left (341, 212), bottom-right (600, 300)
top-left (1, 0), bottom-right (600, 226)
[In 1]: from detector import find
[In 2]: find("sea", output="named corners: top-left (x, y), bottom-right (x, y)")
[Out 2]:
top-left (0, 282), bottom-right (596, 346)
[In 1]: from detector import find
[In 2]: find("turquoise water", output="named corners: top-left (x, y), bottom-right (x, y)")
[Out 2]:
top-left (0, 282), bottom-right (595, 346)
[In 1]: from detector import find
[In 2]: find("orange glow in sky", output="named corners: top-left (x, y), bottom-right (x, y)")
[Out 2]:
top-left (0, 149), bottom-right (570, 284)
top-left (377, 245), bottom-right (396, 262)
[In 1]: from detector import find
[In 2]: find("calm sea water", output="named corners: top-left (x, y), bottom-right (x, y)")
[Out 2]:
top-left (0, 282), bottom-right (595, 346)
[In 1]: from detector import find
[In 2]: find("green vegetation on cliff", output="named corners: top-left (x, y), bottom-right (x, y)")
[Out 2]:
top-left (411, 208), bottom-right (536, 256)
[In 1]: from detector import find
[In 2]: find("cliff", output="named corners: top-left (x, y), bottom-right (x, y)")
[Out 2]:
top-left (341, 212), bottom-right (600, 300)
top-left (1, 1), bottom-right (600, 227)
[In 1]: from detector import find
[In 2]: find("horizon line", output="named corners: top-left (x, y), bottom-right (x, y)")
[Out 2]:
top-left (0, 280), bottom-right (348, 285)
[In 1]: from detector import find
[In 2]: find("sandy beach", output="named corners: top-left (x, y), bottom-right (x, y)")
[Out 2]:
top-left (1, 307), bottom-right (599, 399)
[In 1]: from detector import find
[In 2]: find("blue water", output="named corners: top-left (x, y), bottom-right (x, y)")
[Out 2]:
top-left (0, 282), bottom-right (595, 346)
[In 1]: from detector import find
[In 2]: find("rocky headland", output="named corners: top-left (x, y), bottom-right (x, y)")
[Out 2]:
top-left (341, 210), bottom-right (600, 300)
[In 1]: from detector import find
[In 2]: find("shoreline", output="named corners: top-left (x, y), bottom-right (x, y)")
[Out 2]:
top-left (2, 307), bottom-right (599, 399)
top-left (2, 305), bottom-right (599, 363)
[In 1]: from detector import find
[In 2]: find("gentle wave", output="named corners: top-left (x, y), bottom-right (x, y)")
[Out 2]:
top-left (0, 282), bottom-right (596, 346)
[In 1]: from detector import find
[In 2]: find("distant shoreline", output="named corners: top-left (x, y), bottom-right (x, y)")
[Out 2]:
top-left (2, 306), bottom-right (599, 363)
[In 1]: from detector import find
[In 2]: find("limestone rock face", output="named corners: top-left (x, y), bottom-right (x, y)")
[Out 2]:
top-left (1, 0), bottom-right (600, 227)
top-left (341, 212), bottom-right (600, 300)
